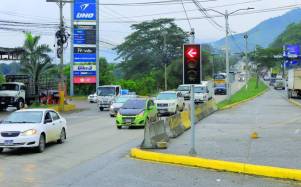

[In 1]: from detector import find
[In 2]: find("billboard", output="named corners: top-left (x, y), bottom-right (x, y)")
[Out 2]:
top-left (283, 44), bottom-right (300, 58)
top-left (73, 0), bottom-right (97, 84)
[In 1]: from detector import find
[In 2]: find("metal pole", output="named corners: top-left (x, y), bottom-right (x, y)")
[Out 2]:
top-left (163, 33), bottom-right (167, 90)
top-left (165, 64), bottom-right (167, 90)
top-left (96, 0), bottom-right (100, 88)
top-left (59, 0), bottom-right (64, 90)
top-left (189, 84), bottom-right (196, 155)
top-left (212, 55), bottom-right (215, 79)
top-left (225, 10), bottom-right (231, 101)
top-left (70, 0), bottom-right (74, 96)
top-left (244, 33), bottom-right (249, 89)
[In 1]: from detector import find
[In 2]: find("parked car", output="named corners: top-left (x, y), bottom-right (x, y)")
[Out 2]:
top-left (109, 95), bottom-right (137, 117)
top-left (274, 79), bottom-right (285, 90)
top-left (263, 75), bottom-right (270, 81)
top-left (155, 91), bottom-right (185, 116)
top-left (0, 109), bottom-right (67, 153)
top-left (116, 98), bottom-right (157, 129)
top-left (88, 92), bottom-right (97, 103)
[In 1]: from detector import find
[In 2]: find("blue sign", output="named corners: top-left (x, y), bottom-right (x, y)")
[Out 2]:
top-left (74, 0), bottom-right (96, 21)
top-left (73, 25), bottom-right (96, 45)
top-left (73, 71), bottom-right (96, 76)
top-left (121, 89), bottom-right (129, 95)
top-left (283, 44), bottom-right (300, 58)
top-left (74, 53), bottom-right (96, 63)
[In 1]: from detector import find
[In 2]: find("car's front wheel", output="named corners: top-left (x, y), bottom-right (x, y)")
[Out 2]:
top-left (57, 128), bottom-right (66, 144)
top-left (117, 126), bottom-right (122, 129)
top-left (0, 148), bottom-right (3, 153)
top-left (35, 134), bottom-right (46, 153)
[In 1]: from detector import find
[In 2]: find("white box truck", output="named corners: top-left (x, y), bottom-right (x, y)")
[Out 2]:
top-left (287, 68), bottom-right (301, 98)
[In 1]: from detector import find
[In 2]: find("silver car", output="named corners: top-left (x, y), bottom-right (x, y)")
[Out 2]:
top-left (109, 95), bottom-right (136, 117)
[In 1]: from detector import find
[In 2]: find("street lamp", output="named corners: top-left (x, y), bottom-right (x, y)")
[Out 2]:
top-left (206, 7), bottom-right (254, 101)
top-left (161, 30), bottom-right (168, 91)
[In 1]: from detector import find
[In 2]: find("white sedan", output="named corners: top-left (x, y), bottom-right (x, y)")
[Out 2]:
top-left (0, 109), bottom-right (67, 153)
top-left (88, 93), bottom-right (97, 103)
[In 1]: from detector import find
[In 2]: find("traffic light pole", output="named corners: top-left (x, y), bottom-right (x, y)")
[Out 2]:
top-left (189, 29), bottom-right (197, 155)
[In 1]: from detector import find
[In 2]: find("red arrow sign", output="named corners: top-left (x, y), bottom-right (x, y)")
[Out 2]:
top-left (186, 48), bottom-right (197, 58)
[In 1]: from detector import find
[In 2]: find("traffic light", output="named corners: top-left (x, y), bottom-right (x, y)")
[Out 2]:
top-left (183, 44), bottom-right (201, 84)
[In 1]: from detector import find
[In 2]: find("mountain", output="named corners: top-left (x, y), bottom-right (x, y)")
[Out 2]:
top-left (212, 8), bottom-right (301, 52)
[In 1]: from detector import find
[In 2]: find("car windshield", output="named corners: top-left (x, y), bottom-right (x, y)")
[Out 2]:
top-left (194, 86), bottom-right (206, 93)
top-left (122, 100), bottom-right (146, 109)
top-left (115, 97), bottom-right (129, 103)
top-left (157, 93), bottom-right (177, 100)
top-left (0, 84), bottom-right (19, 91)
top-left (97, 87), bottom-right (116, 96)
top-left (3, 111), bottom-right (43, 124)
top-left (177, 86), bottom-right (190, 91)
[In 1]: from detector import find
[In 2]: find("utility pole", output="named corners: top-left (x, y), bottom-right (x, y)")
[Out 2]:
top-left (162, 30), bottom-right (168, 91)
top-left (205, 7), bottom-right (254, 101)
top-left (244, 33), bottom-right (249, 89)
top-left (47, 0), bottom-right (72, 109)
top-left (225, 10), bottom-right (231, 101)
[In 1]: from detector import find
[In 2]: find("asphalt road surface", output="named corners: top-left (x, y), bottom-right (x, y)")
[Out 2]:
top-left (0, 91), bottom-right (300, 187)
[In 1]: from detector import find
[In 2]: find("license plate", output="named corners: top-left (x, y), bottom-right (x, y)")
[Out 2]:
top-left (1, 102), bottom-right (5, 104)
top-left (4, 140), bottom-right (13, 146)
top-left (159, 109), bottom-right (166, 113)
top-left (125, 119), bottom-right (132, 123)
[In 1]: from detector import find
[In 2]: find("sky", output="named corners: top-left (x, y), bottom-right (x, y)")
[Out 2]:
top-left (0, 0), bottom-right (300, 63)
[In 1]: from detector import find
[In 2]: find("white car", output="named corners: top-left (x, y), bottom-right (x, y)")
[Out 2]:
top-left (155, 91), bottom-right (185, 116)
top-left (194, 85), bottom-right (209, 103)
top-left (177, 84), bottom-right (191, 100)
top-left (88, 93), bottom-right (97, 103)
top-left (0, 109), bottom-right (67, 153)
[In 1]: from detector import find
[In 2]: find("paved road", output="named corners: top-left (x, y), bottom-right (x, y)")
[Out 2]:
top-left (1, 92), bottom-right (301, 187)
top-left (0, 101), bottom-right (145, 187)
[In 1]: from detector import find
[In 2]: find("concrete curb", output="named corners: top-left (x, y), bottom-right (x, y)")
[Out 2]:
top-left (288, 99), bottom-right (301, 109)
top-left (131, 148), bottom-right (301, 181)
top-left (219, 88), bottom-right (269, 111)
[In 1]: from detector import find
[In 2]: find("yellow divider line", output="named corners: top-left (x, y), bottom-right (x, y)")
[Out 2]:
top-left (219, 88), bottom-right (269, 110)
top-left (131, 148), bottom-right (301, 181)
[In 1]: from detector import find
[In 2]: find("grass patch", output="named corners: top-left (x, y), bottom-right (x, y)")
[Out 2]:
top-left (217, 78), bottom-right (268, 109)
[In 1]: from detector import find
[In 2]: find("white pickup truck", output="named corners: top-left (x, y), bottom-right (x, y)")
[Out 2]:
top-left (155, 91), bottom-right (185, 116)
top-left (194, 81), bottom-right (213, 103)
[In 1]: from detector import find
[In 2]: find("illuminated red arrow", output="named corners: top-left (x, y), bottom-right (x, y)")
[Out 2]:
top-left (187, 48), bottom-right (197, 58)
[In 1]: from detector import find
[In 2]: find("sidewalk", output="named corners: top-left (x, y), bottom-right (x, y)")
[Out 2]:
top-left (156, 89), bottom-right (301, 170)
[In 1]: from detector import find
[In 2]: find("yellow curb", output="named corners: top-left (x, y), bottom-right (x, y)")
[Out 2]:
top-left (48, 104), bottom-right (76, 112)
top-left (219, 88), bottom-right (269, 110)
top-left (131, 148), bottom-right (301, 181)
top-left (288, 99), bottom-right (301, 109)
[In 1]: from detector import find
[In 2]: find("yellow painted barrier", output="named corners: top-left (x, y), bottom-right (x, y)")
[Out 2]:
top-left (48, 104), bottom-right (76, 112)
top-left (180, 111), bottom-right (191, 130)
top-left (131, 148), bottom-right (301, 181)
top-left (288, 99), bottom-right (301, 109)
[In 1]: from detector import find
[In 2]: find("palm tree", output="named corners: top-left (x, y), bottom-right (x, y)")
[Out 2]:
top-left (20, 33), bottom-right (53, 101)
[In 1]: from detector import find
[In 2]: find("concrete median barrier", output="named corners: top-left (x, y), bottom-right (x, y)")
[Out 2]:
top-left (191, 100), bottom-right (218, 123)
top-left (165, 113), bottom-right (185, 138)
top-left (180, 111), bottom-right (191, 130)
top-left (141, 119), bottom-right (169, 149)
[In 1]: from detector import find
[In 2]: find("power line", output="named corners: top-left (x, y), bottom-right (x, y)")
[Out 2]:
top-left (180, 0), bottom-right (192, 30)
top-left (99, 0), bottom-right (216, 6)
top-left (101, 5), bottom-right (301, 23)
top-left (102, 0), bottom-right (262, 20)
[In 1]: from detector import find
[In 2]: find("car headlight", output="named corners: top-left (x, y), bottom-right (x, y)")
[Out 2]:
top-left (21, 129), bottom-right (37, 136)
top-left (110, 105), bottom-right (114, 109)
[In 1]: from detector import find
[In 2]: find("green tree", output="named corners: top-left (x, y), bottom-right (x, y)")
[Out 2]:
top-left (115, 18), bottom-right (189, 91)
top-left (271, 23), bottom-right (301, 48)
top-left (20, 33), bottom-right (53, 97)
